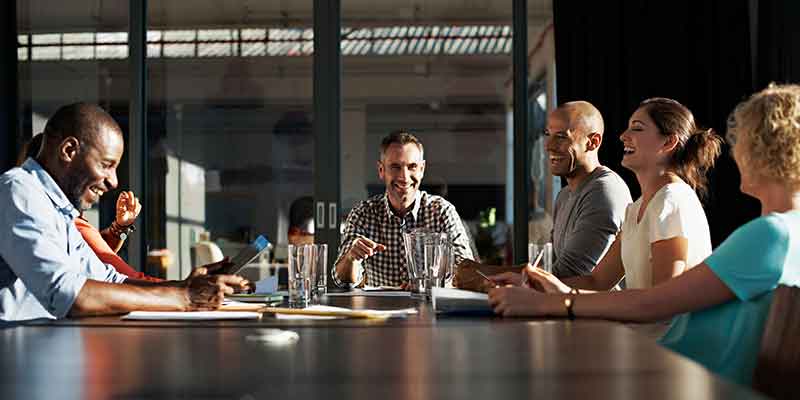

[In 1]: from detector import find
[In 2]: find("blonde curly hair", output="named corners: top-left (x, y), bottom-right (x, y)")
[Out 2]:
top-left (727, 84), bottom-right (800, 186)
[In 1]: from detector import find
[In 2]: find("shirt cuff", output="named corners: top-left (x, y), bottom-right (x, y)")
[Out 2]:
top-left (51, 274), bottom-right (88, 319)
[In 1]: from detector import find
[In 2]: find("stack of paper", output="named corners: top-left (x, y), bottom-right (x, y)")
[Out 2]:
top-left (431, 287), bottom-right (493, 315)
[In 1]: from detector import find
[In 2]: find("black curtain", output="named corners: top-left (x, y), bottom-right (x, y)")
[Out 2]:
top-left (757, 0), bottom-right (800, 87)
top-left (1, 0), bottom-right (18, 173)
top-left (553, 0), bottom-right (761, 247)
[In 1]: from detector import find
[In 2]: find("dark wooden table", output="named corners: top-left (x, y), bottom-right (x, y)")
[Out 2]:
top-left (0, 296), bottom-right (766, 400)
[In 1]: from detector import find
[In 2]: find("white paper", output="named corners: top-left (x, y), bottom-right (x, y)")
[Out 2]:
top-left (122, 311), bottom-right (262, 321)
top-left (432, 287), bottom-right (489, 300)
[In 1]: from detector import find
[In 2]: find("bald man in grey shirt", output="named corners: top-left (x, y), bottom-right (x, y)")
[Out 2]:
top-left (551, 166), bottom-right (630, 278)
top-left (455, 101), bottom-right (630, 291)
top-left (545, 101), bottom-right (631, 278)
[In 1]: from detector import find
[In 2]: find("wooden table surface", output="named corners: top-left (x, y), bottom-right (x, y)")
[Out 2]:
top-left (0, 296), bottom-right (766, 400)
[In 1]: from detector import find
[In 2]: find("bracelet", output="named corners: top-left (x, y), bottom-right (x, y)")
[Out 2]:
top-left (570, 288), bottom-right (580, 295)
top-left (109, 221), bottom-right (135, 239)
top-left (564, 295), bottom-right (576, 320)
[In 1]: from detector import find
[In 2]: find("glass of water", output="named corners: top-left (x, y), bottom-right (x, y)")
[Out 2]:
top-left (527, 242), bottom-right (553, 273)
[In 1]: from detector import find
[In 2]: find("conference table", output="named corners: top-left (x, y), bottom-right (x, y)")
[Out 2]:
top-left (0, 295), bottom-right (766, 400)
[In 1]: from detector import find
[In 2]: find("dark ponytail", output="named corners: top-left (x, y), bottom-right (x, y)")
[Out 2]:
top-left (675, 127), bottom-right (722, 200)
top-left (639, 98), bottom-right (722, 200)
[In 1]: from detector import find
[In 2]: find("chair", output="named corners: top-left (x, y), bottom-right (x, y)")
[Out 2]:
top-left (753, 284), bottom-right (800, 399)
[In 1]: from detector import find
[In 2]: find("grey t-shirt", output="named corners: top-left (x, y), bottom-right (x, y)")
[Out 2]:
top-left (551, 166), bottom-right (632, 278)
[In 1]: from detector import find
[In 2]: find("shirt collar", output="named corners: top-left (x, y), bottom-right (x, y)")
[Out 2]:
top-left (21, 157), bottom-right (79, 218)
top-left (383, 190), bottom-right (423, 224)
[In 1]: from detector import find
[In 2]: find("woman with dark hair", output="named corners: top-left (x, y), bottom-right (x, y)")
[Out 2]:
top-left (494, 97), bottom-right (722, 293)
top-left (488, 84), bottom-right (800, 385)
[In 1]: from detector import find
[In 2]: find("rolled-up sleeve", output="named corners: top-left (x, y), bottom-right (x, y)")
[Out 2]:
top-left (0, 183), bottom-right (87, 318)
top-left (439, 203), bottom-right (474, 264)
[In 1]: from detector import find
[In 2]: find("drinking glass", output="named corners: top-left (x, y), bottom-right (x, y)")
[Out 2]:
top-left (527, 242), bottom-right (553, 273)
top-left (288, 244), bottom-right (313, 308)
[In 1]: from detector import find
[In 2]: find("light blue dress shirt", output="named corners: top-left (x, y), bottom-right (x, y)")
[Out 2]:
top-left (659, 211), bottom-right (800, 385)
top-left (0, 158), bottom-right (127, 322)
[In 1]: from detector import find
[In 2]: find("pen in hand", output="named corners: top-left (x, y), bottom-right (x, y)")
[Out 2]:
top-left (522, 248), bottom-right (545, 288)
top-left (474, 269), bottom-right (499, 288)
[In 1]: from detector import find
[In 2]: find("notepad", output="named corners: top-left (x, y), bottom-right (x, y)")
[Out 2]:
top-left (431, 287), bottom-right (493, 315)
top-left (122, 311), bottom-right (262, 321)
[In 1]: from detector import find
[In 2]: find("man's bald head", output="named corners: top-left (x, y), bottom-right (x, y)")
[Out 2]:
top-left (553, 101), bottom-right (605, 139)
top-left (42, 103), bottom-right (122, 150)
top-left (545, 101), bottom-right (604, 185)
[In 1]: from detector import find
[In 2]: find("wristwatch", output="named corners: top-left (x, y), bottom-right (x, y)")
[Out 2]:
top-left (110, 221), bottom-right (136, 241)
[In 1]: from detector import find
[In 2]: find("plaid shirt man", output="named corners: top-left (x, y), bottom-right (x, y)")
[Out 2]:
top-left (334, 190), bottom-right (474, 287)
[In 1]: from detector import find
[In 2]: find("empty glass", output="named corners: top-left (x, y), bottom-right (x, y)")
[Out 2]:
top-left (424, 242), bottom-right (453, 295)
top-left (528, 242), bottom-right (553, 273)
top-left (403, 228), bottom-right (448, 297)
top-left (288, 244), bottom-right (328, 306)
top-left (288, 244), bottom-right (313, 307)
top-left (311, 244), bottom-right (328, 303)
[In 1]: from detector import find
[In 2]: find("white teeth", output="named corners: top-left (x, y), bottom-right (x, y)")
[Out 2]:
top-left (623, 147), bottom-right (635, 154)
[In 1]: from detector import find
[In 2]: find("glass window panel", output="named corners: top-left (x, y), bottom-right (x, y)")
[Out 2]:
top-left (147, 30), bottom-right (162, 42)
top-left (198, 43), bottom-right (231, 57)
top-left (527, 0), bottom-right (557, 247)
top-left (163, 43), bottom-right (195, 57)
top-left (96, 32), bottom-right (127, 43)
top-left (62, 45), bottom-right (94, 60)
top-left (96, 44), bottom-right (127, 59)
top-left (17, 0), bottom-right (133, 272)
top-left (31, 46), bottom-right (60, 60)
top-left (147, 43), bottom-right (162, 58)
top-left (62, 32), bottom-right (94, 44)
top-left (240, 42), bottom-right (266, 56)
top-left (163, 30), bottom-right (196, 42)
top-left (198, 29), bottom-right (232, 41)
top-left (241, 28), bottom-right (266, 41)
top-left (148, 1), bottom-right (313, 279)
top-left (32, 33), bottom-right (61, 44)
top-left (341, 1), bottom-right (516, 266)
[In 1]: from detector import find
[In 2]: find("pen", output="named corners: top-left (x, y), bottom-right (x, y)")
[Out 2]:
top-left (522, 248), bottom-right (545, 288)
top-left (474, 269), bottom-right (499, 288)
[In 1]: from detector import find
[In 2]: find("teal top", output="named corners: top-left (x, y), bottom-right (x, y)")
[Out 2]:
top-left (659, 211), bottom-right (800, 385)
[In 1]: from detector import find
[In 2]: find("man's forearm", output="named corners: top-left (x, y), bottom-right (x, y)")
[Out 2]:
top-left (68, 279), bottom-right (185, 317)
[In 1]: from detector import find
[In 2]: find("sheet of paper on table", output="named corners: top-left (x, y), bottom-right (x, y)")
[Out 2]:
top-left (122, 310), bottom-right (262, 321)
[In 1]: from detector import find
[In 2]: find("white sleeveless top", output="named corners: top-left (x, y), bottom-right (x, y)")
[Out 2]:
top-left (620, 181), bottom-right (712, 289)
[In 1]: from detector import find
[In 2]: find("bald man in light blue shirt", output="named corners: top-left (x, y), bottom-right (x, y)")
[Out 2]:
top-left (0, 103), bottom-right (246, 322)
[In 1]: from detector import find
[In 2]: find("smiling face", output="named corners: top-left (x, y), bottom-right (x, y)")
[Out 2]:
top-left (544, 111), bottom-right (585, 178)
top-left (378, 143), bottom-right (425, 212)
top-left (619, 107), bottom-right (673, 173)
top-left (62, 125), bottom-right (124, 211)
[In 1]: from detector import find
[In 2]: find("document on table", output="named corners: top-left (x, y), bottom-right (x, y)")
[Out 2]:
top-left (122, 310), bottom-right (262, 321)
top-left (431, 287), bottom-right (493, 315)
top-left (267, 305), bottom-right (418, 320)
